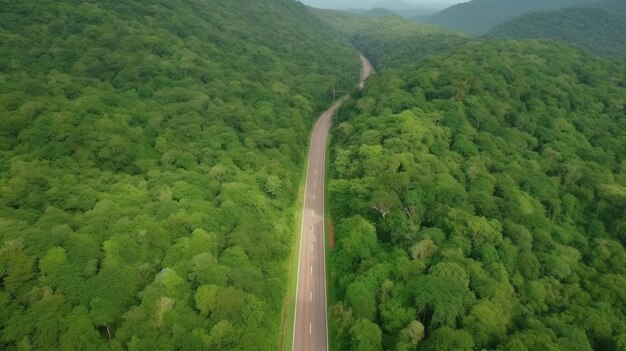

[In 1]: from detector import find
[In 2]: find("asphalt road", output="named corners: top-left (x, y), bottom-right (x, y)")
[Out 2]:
top-left (292, 53), bottom-right (373, 351)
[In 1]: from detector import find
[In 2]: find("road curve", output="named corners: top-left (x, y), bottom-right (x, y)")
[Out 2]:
top-left (292, 53), bottom-right (373, 351)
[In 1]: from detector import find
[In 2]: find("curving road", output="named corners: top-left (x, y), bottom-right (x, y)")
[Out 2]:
top-left (291, 53), bottom-right (373, 351)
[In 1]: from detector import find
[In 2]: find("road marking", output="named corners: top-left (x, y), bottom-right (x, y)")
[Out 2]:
top-left (313, 195), bottom-right (316, 200)
top-left (310, 291), bottom-right (312, 301)
top-left (311, 265), bottom-right (313, 274)
top-left (314, 181), bottom-right (316, 186)
top-left (293, 53), bottom-right (371, 351)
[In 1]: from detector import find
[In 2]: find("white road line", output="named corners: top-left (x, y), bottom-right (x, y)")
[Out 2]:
top-left (313, 195), bottom-right (316, 200)
top-left (293, 54), bottom-right (372, 351)
top-left (311, 265), bottom-right (313, 274)
top-left (310, 291), bottom-right (312, 301)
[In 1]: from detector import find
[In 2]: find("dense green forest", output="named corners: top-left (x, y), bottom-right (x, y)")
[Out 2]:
top-left (486, 2), bottom-right (626, 59)
top-left (315, 11), bottom-right (470, 69)
top-left (361, 8), bottom-right (396, 18)
top-left (344, 7), bottom-right (438, 20)
top-left (328, 38), bottom-right (626, 350)
top-left (423, 0), bottom-right (591, 35)
top-left (0, 0), bottom-right (359, 349)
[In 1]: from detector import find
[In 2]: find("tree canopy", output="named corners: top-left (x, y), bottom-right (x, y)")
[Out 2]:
top-left (328, 38), bottom-right (626, 350)
top-left (485, 2), bottom-right (626, 59)
top-left (0, 0), bottom-right (359, 349)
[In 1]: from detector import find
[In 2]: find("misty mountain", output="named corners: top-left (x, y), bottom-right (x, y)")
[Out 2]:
top-left (486, 2), bottom-right (626, 59)
top-left (345, 6), bottom-right (440, 18)
top-left (301, 0), bottom-right (446, 12)
top-left (423, 0), bottom-right (592, 34)
top-left (375, 0), bottom-right (420, 10)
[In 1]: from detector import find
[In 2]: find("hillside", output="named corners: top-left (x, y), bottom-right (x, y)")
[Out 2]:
top-left (363, 8), bottom-right (397, 18)
top-left (328, 40), bottom-right (626, 350)
top-left (315, 11), bottom-right (470, 69)
top-left (486, 5), bottom-right (626, 59)
top-left (0, 0), bottom-right (359, 350)
top-left (423, 0), bottom-right (591, 35)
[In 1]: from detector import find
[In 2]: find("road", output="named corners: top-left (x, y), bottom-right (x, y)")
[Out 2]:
top-left (292, 53), bottom-right (373, 351)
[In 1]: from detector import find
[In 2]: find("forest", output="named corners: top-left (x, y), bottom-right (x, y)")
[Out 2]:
top-left (327, 24), bottom-right (626, 351)
top-left (2, 0), bottom-right (626, 350)
top-left (486, 0), bottom-right (626, 59)
top-left (0, 0), bottom-right (359, 349)
top-left (422, 0), bottom-right (591, 35)
top-left (315, 11), bottom-right (470, 70)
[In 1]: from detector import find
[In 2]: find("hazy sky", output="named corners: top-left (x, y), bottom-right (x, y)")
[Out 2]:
top-left (299, 0), bottom-right (464, 10)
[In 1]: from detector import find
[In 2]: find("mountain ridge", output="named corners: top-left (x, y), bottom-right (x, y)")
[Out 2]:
top-left (422, 0), bottom-right (592, 34)
top-left (485, 2), bottom-right (626, 58)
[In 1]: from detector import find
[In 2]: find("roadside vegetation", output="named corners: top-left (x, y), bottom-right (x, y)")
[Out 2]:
top-left (327, 24), bottom-right (626, 351)
top-left (0, 1), bottom-right (358, 349)
top-left (315, 11), bottom-right (470, 69)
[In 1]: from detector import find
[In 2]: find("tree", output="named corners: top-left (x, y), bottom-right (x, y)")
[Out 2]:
top-left (349, 319), bottom-right (383, 351)
top-left (413, 276), bottom-right (474, 329)
top-left (462, 301), bottom-right (509, 346)
top-left (396, 320), bottom-right (425, 351)
top-left (194, 285), bottom-right (219, 316)
top-left (60, 307), bottom-right (103, 350)
top-left (334, 216), bottom-right (379, 272)
top-left (411, 239), bottom-right (438, 260)
top-left (370, 190), bottom-right (399, 219)
top-left (264, 175), bottom-right (282, 199)
top-left (346, 273), bottom-right (379, 320)
top-left (380, 298), bottom-right (415, 334)
top-left (419, 326), bottom-right (475, 351)
top-left (429, 262), bottom-right (470, 288)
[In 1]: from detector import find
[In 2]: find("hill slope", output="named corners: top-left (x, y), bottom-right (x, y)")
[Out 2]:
top-left (329, 41), bottom-right (626, 350)
top-left (423, 0), bottom-right (591, 35)
top-left (0, 0), bottom-right (358, 350)
top-left (486, 4), bottom-right (626, 59)
top-left (315, 12), bottom-right (470, 69)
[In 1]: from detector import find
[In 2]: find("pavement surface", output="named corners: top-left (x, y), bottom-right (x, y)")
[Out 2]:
top-left (292, 53), bottom-right (373, 351)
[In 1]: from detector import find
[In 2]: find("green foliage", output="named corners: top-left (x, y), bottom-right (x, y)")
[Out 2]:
top-left (329, 40), bottom-right (626, 350)
top-left (0, 0), bottom-right (360, 349)
top-left (314, 11), bottom-right (470, 69)
top-left (349, 319), bottom-right (383, 351)
top-left (423, 0), bottom-right (591, 35)
top-left (485, 4), bottom-right (626, 59)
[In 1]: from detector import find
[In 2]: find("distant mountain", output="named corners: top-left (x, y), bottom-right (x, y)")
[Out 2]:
top-left (345, 6), bottom-right (438, 18)
top-left (374, 0), bottom-right (418, 10)
top-left (314, 10), bottom-right (470, 69)
top-left (301, 0), bottom-right (444, 11)
top-left (365, 8), bottom-right (397, 17)
top-left (344, 3), bottom-right (441, 19)
top-left (423, 0), bottom-right (592, 35)
top-left (344, 7), bottom-right (396, 17)
top-left (486, 3), bottom-right (626, 59)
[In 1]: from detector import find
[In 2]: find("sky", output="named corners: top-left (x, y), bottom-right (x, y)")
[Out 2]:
top-left (298, 0), bottom-right (464, 10)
